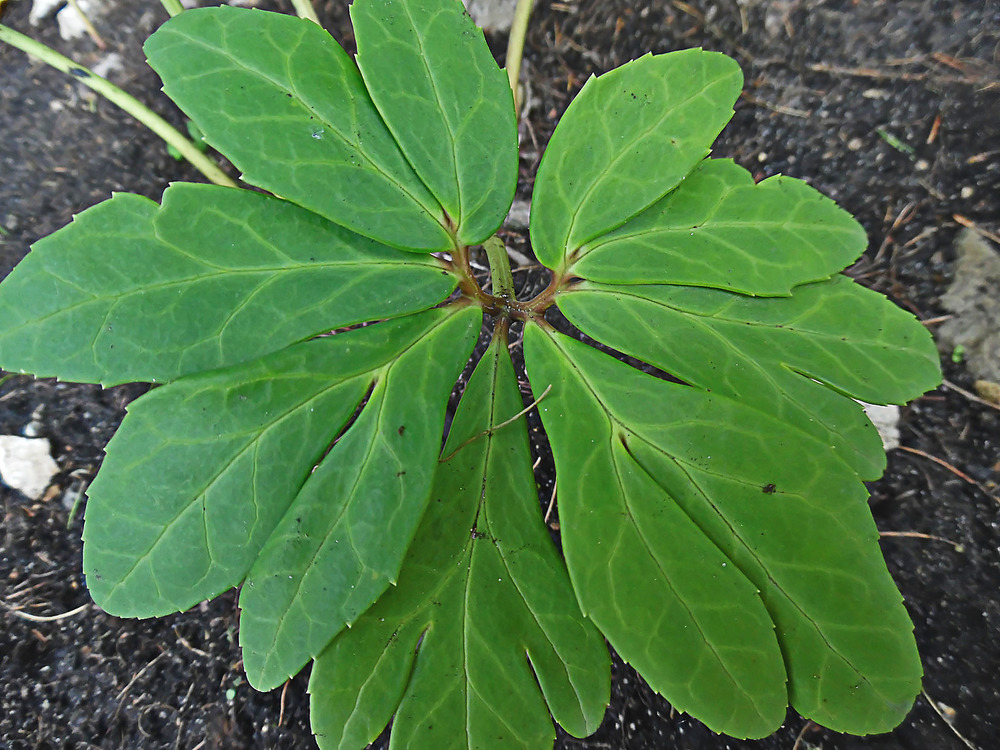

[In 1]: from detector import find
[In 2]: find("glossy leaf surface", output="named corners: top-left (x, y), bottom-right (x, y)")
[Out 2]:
top-left (558, 275), bottom-right (941, 479)
top-left (570, 159), bottom-right (867, 293)
top-left (145, 6), bottom-right (453, 250)
top-left (352, 0), bottom-right (517, 245)
top-left (530, 50), bottom-right (742, 271)
top-left (524, 327), bottom-right (924, 735)
top-left (239, 306), bottom-right (481, 690)
top-left (83, 311), bottom-right (463, 617)
top-left (0, 184), bottom-right (455, 386)
top-left (310, 332), bottom-right (609, 749)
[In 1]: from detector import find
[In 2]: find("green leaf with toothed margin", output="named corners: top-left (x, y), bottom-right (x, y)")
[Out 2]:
top-left (524, 325), bottom-right (924, 736)
top-left (83, 310), bottom-right (463, 618)
top-left (237, 306), bottom-right (481, 692)
top-left (530, 49), bottom-right (743, 272)
top-left (557, 275), bottom-right (941, 480)
top-left (351, 0), bottom-right (518, 246)
top-left (0, 184), bottom-right (456, 386)
top-left (309, 331), bottom-right (609, 750)
top-left (144, 6), bottom-right (453, 251)
top-left (568, 159), bottom-right (868, 294)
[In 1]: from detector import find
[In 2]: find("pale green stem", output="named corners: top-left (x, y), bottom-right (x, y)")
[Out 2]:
top-left (0, 23), bottom-right (236, 188)
top-left (483, 236), bottom-right (515, 299)
top-left (289, 0), bottom-right (320, 24)
top-left (505, 0), bottom-right (535, 118)
top-left (158, 0), bottom-right (184, 18)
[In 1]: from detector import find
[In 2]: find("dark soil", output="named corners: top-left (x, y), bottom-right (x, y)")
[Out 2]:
top-left (2, 1), bottom-right (999, 749)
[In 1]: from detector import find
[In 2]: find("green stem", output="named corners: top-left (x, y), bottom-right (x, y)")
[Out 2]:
top-left (289, 0), bottom-right (320, 25)
top-left (0, 23), bottom-right (236, 188)
top-left (505, 0), bottom-right (535, 118)
top-left (158, 0), bottom-right (184, 18)
top-left (483, 236), bottom-right (515, 299)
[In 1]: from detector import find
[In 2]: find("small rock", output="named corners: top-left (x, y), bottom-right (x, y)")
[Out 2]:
top-left (974, 380), bottom-right (1000, 406)
top-left (0, 436), bottom-right (59, 500)
top-left (463, 0), bottom-right (518, 32)
top-left (938, 229), bottom-right (1000, 382)
top-left (504, 199), bottom-right (531, 231)
top-left (861, 402), bottom-right (901, 452)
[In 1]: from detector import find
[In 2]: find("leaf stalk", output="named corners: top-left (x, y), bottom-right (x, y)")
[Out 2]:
top-left (483, 236), bottom-right (516, 299)
top-left (505, 0), bottom-right (535, 117)
top-left (157, 0), bottom-right (184, 18)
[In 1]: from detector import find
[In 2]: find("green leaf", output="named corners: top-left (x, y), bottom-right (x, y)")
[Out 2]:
top-left (530, 50), bottom-right (742, 272)
top-left (524, 326), bottom-right (923, 735)
top-left (238, 306), bottom-right (481, 691)
top-left (144, 6), bottom-right (454, 251)
top-left (310, 330), bottom-right (609, 749)
top-left (0, 184), bottom-right (456, 386)
top-left (569, 159), bottom-right (868, 294)
top-left (558, 275), bottom-right (942, 480)
top-left (351, 0), bottom-right (518, 246)
top-left (523, 326), bottom-right (788, 738)
top-left (83, 310), bottom-right (461, 617)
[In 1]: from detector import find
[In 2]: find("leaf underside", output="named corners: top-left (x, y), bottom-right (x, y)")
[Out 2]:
top-left (0, 1), bottom-right (946, 747)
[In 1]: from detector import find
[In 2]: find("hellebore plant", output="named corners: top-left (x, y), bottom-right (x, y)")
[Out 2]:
top-left (0, 1), bottom-right (941, 747)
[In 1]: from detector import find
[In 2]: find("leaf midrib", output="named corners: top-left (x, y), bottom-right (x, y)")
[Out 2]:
top-left (97, 370), bottom-right (362, 603)
top-left (544, 332), bottom-right (888, 702)
top-left (561, 70), bottom-right (735, 257)
top-left (162, 27), bottom-right (447, 224)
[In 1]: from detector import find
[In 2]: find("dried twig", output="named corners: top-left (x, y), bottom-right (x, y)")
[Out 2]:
top-left (114, 651), bottom-right (167, 716)
top-left (439, 385), bottom-right (552, 462)
top-left (791, 720), bottom-right (819, 750)
top-left (952, 214), bottom-right (1000, 245)
top-left (943, 379), bottom-right (1000, 413)
top-left (922, 688), bottom-right (981, 750)
top-left (543, 481), bottom-right (558, 524)
top-left (878, 530), bottom-right (965, 551)
top-left (898, 445), bottom-right (999, 504)
top-left (279, 680), bottom-right (290, 727)
top-left (1, 601), bottom-right (89, 622)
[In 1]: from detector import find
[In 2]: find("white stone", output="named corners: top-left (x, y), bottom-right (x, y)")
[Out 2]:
top-left (463, 0), bottom-right (519, 32)
top-left (0, 435), bottom-right (59, 500)
top-left (861, 402), bottom-right (901, 452)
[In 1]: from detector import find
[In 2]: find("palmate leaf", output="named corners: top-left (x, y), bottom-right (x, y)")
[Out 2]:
top-left (309, 331), bottom-right (609, 749)
top-left (351, 0), bottom-right (518, 245)
top-left (523, 327), bottom-right (924, 736)
top-left (84, 307), bottom-right (479, 621)
top-left (530, 49), bottom-right (743, 272)
top-left (0, 183), bottom-right (455, 385)
top-left (145, 7), bottom-right (453, 251)
top-left (558, 275), bottom-right (941, 479)
top-left (569, 159), bottom-right (868, 294)
top-left (0, 0), bottom-right (945, 746)
top-left (524, 40), bottom-right (940, 738)
top-left (238, 306), bottom-right (481, 690)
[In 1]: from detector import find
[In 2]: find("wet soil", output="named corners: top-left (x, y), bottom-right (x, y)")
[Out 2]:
top-left (2, 1), bottom-right (999, 748)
